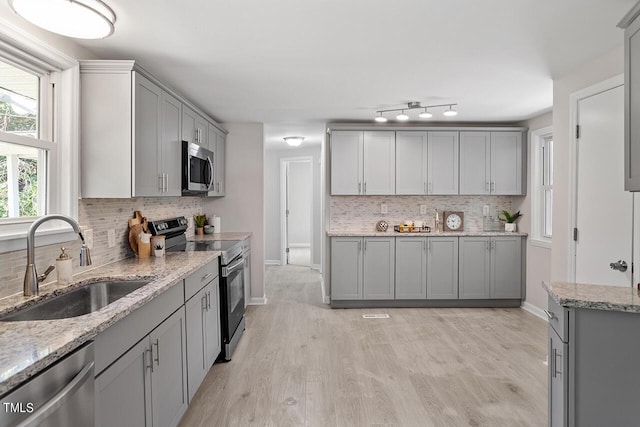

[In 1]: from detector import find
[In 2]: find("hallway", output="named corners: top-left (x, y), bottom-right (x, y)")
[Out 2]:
top-left (180, 265), bottom-right (547, 426)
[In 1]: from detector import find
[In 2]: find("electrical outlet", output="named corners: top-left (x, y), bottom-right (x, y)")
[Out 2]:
top-left (381, 202), bottom-right (388, 214)
top-left (107, 229), bottom-right (116, 248)
top-left (483, 205), bottom-right (490, 216)
top-left (83, 228), bottom-right (94, 250)
top-left (420, 205), bottom-right (427, 215)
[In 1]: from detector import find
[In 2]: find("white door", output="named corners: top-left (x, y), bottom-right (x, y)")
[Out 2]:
top-left (575, 83), bottom-right (633, 286)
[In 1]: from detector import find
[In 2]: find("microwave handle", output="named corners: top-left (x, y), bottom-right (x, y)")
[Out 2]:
top-left (207, 156), bottom-right (214, 191)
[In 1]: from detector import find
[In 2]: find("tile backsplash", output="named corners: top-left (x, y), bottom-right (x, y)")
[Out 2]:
top-left (330, 195), bottom-right (513, 232)
top-left (0, 197), bottom-right (204, 300)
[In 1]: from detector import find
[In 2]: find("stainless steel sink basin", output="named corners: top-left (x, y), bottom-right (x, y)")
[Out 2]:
top-left (0, 280), bottom-right (151, 321)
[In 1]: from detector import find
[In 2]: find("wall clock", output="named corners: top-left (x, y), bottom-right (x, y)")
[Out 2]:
top-left (444, 211), bottom-right (464, 232)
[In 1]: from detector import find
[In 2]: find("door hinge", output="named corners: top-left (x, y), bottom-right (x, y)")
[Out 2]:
top-left (285, 247), bottom-right (290, 253)
top-left (573, 228), bottom-right (578, 241)
top-left (576, 125), bottom-right (580, 139)
top-left (286, 209), bottom-right (290, 216)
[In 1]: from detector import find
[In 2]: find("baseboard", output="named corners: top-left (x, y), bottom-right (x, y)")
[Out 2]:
top-left (265, 259), bottom-right (281, 266)
top-left (248, 296), bottom-right (268, 305)
top-left (320, 277), bottom-right (330, 304)
top-left (521, 301), bottom-right (547, 321)
top-left (288, 243), bottom-right (311, 248)
top-left (311, 264), bottom-right (321, 271)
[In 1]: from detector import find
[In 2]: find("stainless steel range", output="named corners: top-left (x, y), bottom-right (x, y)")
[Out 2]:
top-left (148, 216), bottom-right (248, 361)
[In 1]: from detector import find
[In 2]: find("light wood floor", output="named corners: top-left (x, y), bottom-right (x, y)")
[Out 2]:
top-left (179, 266), bottom-right (548, 427)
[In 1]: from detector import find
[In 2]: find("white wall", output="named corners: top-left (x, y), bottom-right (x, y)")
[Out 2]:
top-left (287, 161), bottom-right (312, 245)
top-left (513, 111), bottom-right (553, 315)
top-left (204, 123), bottom-right (266, 304)
top-left (264, 145), bottom-right (322, 266)
top-left (551, 47), bottom-right (624, 282)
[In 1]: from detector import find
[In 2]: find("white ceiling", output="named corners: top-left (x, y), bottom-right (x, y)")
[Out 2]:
top-left (7, 0), bottom-right (636, 149)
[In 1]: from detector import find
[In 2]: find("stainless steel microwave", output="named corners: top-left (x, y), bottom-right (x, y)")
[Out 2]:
top-left (182, 141), bottom-right (214, 194)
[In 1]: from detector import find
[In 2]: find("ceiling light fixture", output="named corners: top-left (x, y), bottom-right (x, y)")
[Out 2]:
top-left (374, 112), bottom-right (388, 122)
top-left (284, 136), bottom-right (304, 147)
top-left (443, 105), bottom-right (458, 117)
top-left (396, 110), bottom-right (409, 121)
top-left (419, 108), bottom-right (433, 119)
top-left (375, 102), bottom-right (459, 122)
top-left (9, 0), bottom-right (117, 39)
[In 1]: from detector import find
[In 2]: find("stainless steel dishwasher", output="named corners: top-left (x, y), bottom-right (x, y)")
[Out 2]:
top-left (0, 341), bottom-right (95, 427)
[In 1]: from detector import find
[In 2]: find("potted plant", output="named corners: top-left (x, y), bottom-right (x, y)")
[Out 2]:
top-left (499, 210), bottom-right (522, 232)
top-left (153, 242), bottom-right (165, 257)
top-left (193, 214), bottom-right (207, 235)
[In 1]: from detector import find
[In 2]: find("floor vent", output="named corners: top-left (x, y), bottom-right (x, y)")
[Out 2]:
top-left (362, 314), bottom-right (390, 319)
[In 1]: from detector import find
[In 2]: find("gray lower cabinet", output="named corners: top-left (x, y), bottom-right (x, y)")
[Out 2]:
top-left (427, 237), bottom-right (459, 299)
top-left (459, 236), bottom-right (521, 299)
top-left (331, 237), bottom-right (394, 300)
top-left (185, 278), bottom-right (221, 402)
top-left (363, 237), bottom-right (395, 299)
top-left (96, 307), bottom-right (188, 427)
top-left (547, 296), bottom-right (640, 426)
top-left (331, 237), bottom-right (363, 299)
top-left (395, 237), bottom-right (427, 299)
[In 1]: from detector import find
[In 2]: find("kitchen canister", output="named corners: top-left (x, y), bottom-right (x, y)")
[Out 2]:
top-left (137, 232), bottom-right (151, 258)
top-left (212, 216), bottom-right (221, 233)
top-left (56, 247), bottom-right (72, 285)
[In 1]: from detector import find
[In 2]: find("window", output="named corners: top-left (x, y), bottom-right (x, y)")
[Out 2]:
top-left (0, 58), bottom-right (50, 219)
top-left (0, 22), bottom-right (80, 252)
top-left (532, 126), bottom-right (553, 247)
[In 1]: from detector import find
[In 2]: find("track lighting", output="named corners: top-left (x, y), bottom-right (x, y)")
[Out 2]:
top-left (374, 102), bottom-right (459, 122)
top-left (396, 110), bottom-right (409, 121)
top-left (375, 112), bottom-right (388, 122)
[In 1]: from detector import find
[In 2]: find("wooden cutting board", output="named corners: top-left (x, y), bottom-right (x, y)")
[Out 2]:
top-left (129, 223), bottom-right (142, 254)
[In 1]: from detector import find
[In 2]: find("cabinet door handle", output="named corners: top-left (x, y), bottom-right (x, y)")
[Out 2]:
top-left (491, 241), bottom-right (496, 250)
top-left (364, 240), bottom-right (367, 251)
top-left (491, 181), bottom-right (495, 192)
top-left (552, 347), bottom-right (562, 377)
top-left (158, 175), bottom-right (164, 192)
top-left (146, 347), bottom-right (154, 372)
top-left (358, 241), bottom-right (361, 251)
top-left (428, 182), bottom-right (432, 194)
top-left (358, 182), bottom-right (361, 194)
top-left (485, 181), bottom-right (490, 192)
top-left (428, 240), bottom-right (431, 251)
top-left (201, 294), bottom-right (207, 311)
top-left (207, 291), bottom-right (211, 310)
top-left (165, 174), bottom-right (168, 192)
top-left (153, 339), bottom-right (160, 366)
top-left (544, 310), bottom-right (556, 320)
top-left (201, 272), bottom-right (213, 282)
top-left (364, 182), bottom-right (367, 194)
top-left (485, 241), bottom-right (489, 250)
top-left (551, 347), bottom-right (556, 378)
top-left (423, 240), bottom-right (426, 251)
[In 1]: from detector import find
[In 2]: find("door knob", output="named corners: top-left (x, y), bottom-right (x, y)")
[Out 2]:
top-left (609, 260), bottom-right (628, 272)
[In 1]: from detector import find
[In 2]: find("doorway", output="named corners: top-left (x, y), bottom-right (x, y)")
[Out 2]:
top-left (280, 157), bottom-right (313, 267)
top-left (571, 75), bottom-right (634, 286)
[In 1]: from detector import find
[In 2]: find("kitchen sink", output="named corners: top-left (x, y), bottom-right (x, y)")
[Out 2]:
top-left (0, 280), bottom-right (151, 322)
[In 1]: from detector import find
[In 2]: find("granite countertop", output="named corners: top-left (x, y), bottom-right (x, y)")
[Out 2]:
top-left (327, 230), bottom-right (528, 237)
top-left (0, 251), bottom-right (220, 396)
top-left (544, 281), bottom-right (640, 313)
top-left (189, 231), bottom-right (252, 241)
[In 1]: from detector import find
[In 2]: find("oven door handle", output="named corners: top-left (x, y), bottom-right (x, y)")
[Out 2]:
top-left (222, 258), bottom-right (245, 277)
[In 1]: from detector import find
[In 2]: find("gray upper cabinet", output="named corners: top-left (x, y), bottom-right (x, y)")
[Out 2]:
top-left (621, 8), bottom-right (640, 190)
top-left (427, 131), bottom-right (459, 195)
top-left (331, 131), bottom-right (363, 195)
top-left (459, 237), bottom-right (491, 299)
top-left (330, 131), bottom-right (395, 195)
top-left (459, 132), bottom-right (490, 194)
top-left (427, 237), bottom-right (459, 299)
top-left (182, 105), bottom-right (208, 147)
top-left (80, 60), bottom-right (225, 198)
top-left (330, 237), bottom-right (363, 299)
top-left (396, 132), bottom-right (428, 195)
top-left (363, 131), bottom-right (396, 195)
top-left (459, 236), bottom-right (522, 299)
top-left (207, 124), bottom-right (226, 197)
top-left (363, 237), bottom-right (395, 299)
top-left (160, 91), bottom-right (182, 196)
top-left (459, 131), bottom-right (524, 195)
top-left (395, 237), bottom-right (427, 299)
